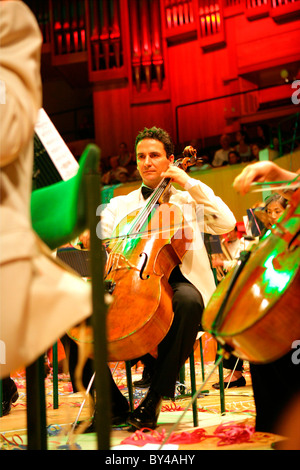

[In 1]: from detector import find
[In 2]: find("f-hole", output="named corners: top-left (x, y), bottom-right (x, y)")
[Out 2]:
top-left (139, 252), bottom-right (150, 280)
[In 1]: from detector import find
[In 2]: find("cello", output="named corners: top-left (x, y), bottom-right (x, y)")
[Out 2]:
top-left (202, 187), bottom-right (300, 364)
top-left (71, 146), bottom-right (202, 362)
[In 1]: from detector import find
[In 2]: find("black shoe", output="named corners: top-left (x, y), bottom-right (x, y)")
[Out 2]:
top-left (75, 408), bottom-right (129, 433)
top-left (127, 388), bottom-right (162, 431)
top-left (212, 376), bottom-right (246, 390)
top-left (2, 378), bottom-right (19, 416)
top-left (133, 372), bottom-right (152, 388)
top-left (112, 410), bottom-right (130, 427)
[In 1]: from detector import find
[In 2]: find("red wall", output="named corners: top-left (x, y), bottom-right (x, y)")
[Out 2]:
top-left (91, 1), bottom-right (300, 158)
top-left (34, 0), bottom-right (300, 160)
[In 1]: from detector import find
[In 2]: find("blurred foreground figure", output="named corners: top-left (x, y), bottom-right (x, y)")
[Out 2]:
top-left (0, 1), bottom-right (91, 379)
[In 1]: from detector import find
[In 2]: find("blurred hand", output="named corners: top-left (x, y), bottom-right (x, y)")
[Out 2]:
top-left (233, 161), bottom-right (298, 195)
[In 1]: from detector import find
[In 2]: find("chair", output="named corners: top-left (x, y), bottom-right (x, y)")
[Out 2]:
top-left (175, 264), bottom-right (226, 426)
top-left (28, 144), bottom-right (110, 449)
top-left (178, 332), bottom-right (206, 427)
top-left (123, 263), bottom-right (226, 429)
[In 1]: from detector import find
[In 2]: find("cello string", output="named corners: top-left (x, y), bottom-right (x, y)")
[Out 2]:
top-left (105, 154), bottom-right (200, 258)
top-left (130, 178), bottom-right (166, 233)
top-left (158, 354), bottom-right (224, 449)
top-left (129, 157), bottom-right (184, 234)
top-left (102, 215), bottom-right (198, 243)
top-left (130, 180), bottom-right (168, 234)
top-left (105, 159), bottom-right (184, 255)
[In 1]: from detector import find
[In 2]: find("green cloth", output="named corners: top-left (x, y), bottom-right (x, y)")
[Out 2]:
top-left (31, 144), bottom-right (100, 250)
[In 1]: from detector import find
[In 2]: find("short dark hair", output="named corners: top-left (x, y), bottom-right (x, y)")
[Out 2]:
top-left (135, 127), bottom-right (174, 159)
top-left (228, 150), bottom-right (241, 162)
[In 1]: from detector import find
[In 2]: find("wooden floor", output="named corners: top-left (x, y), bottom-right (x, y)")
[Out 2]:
top-left (0, 361), bottom-right (285, 450)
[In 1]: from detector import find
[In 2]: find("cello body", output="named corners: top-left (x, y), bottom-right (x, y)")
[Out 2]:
top-left (103, 202), bottom-right (193, 361)
top-left (69, 148), bottom-right (201, 362)
top-left (202, 189), bottom-right (300, 364)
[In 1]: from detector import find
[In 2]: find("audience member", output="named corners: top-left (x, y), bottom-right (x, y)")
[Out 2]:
top-left (267, 136), bottom-right (280, 159)
top-left (234, 130), bottom-right (252, 162)
top-left (116, 142), bottom-right (137, 174)
top-left (102, 156), bottom-right (129, 185)
top-left (255, 124), bottom-right (269, 148)
top-left (250, 143), bottom-right (261, 161)
top-left (228, 150), bottom-right (241, 165)
top-left (212, 134), bottom-right (232, 167)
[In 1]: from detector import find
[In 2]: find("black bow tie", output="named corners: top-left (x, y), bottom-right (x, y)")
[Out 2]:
top-left (141, 185), bottom-right (154, 200)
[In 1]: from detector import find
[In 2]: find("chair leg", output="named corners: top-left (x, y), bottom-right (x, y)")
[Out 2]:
top-left (0, 379), bottom-right (3, 417)
top-left (199, 336), bottom-right (205, 382)
top-left (26, 355), bottom-right (47, 450)
top-left (178, 365), bottom-right (186, 395)
top-left (217, 344), bottom-right (226, 415)
top-left (178, 353), bottom-right (198, 427)
top-left (52, 342), bottom-right (59, 409)
top-left (125, 361), bottom-right (134, 412)
top-left (189, 352), bottom-right (199, 427)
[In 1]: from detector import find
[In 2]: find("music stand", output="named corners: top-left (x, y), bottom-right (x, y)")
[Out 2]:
top-left (203, 233), bottom-right (223, 255)
top-left (56, 247), bottom-right (90, 277)
top-left (246, 208), bottom-right (265, 237)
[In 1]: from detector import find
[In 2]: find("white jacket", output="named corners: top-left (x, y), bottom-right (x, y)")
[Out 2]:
top-left (99, 180), bottom-right (236, 306)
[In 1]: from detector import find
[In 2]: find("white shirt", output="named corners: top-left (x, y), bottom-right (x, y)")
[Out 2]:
top-left (99, 178), bottom-right (236, 306)
top-left (212, 148), bottom-right (231, 167)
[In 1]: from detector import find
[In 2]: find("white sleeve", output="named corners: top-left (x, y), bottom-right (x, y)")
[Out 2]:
top-left (185, 178), bottom-right (236, 234)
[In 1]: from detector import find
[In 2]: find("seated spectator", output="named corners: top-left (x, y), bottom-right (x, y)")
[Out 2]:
top-left (250, 143), bottom-right (262, 161)
top-left (228, 150), bottom-right (241, 165)
top-left (212, 134), bottom-right (233, 167)
top-left (189, 154), bottom-right (212, 171)
top-left (102, 156), bottom-right (129, 185)
top-left (116, 142), bottom-right (137, 175)
top-left (255, 124), bottom-right (269, 148)
top-left (234, 130), bottom-right (252, 162)
top-left (267, 136), bottom-right (280, 159)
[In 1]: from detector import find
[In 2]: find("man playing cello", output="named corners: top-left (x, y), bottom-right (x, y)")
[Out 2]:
top-left (95, 126), bottom-right (236, 430)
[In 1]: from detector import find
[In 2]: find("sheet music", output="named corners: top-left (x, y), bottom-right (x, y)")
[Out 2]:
top-left (34, 108), bottom-right (79, 181)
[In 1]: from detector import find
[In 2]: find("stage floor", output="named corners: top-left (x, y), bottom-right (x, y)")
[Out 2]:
top-left (0, 361), bottom-right (284, 451)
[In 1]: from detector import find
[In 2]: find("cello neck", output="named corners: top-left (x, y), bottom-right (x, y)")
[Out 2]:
top-left (130, 150), bottom-right (198, 236)
top-left (129, 177), bottom-right (171, 235)
top-left (145, 157), bottom-right (183, 207)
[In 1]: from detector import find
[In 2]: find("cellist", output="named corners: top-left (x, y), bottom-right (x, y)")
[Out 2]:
top-left (233, 160), bottom-right (300, 443)
top-left (97, 127), bottom-right (236, 431)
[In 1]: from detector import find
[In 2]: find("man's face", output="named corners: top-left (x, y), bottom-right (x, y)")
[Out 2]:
top-left (136, 138), bottom-right (174, 188)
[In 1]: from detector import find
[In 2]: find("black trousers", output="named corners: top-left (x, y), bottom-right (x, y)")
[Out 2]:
top-left (62, 266), bottom-right (204, 407)
top-left (222, 355), bottom-right (244, 372)
top-left (148, 266), bottom-right (204, 398)
top-left (250, 350), bottom-right (300, 433)
top-left (61, 334), bottom-right (129, 414)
